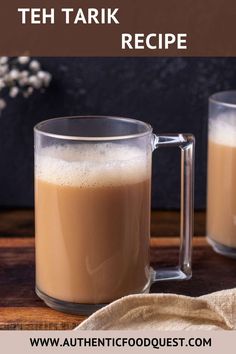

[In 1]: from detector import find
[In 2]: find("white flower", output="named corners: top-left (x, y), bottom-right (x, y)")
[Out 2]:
top-left (20, 70), bottom-right (29, 78)
top-left (9, 69), bottom-right (20, 81)
top-left (18, 56), bottom-right (30, 65)
top-left (19, 71), bottom-right (29, 86)
top-left (30, 60), bottom-right (41, 72)
top-left (37, 71), bottom-right (46, 80)
top-left (37, 71), bottom-right (52, 86)
top-left (0, 56), bottom-right (52, 111)
top-left (19, 77), bottom-right (29, 87)
top-left (28, 87), bottom-right (34, 95)
top-left (0, 98), bottom-right (6, 110)
top-left (0, 64), bottom-right (8, 77)
top-left (0, 57), bottom-right (8, 65)
top-left (0, 79), bottom-right (5, 90)
top-left (28, 75), bottom-right (42, 89)
top-left (3, 74), bottom-right (10, 84)
top-left (9, 87), bottom-right (19, 98)
top-left (42, 72), bottom-right (52, 86)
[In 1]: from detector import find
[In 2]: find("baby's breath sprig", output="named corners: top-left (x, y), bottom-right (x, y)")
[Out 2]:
top-left (0, 57), bottom-right (52, 113)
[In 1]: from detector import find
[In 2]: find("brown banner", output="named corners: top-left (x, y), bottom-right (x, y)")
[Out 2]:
top-left (0, 0), bottom-right (236, 56)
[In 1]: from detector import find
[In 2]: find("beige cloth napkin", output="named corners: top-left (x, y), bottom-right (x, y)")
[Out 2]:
top-left (76, 288), bottom-right (236, 330)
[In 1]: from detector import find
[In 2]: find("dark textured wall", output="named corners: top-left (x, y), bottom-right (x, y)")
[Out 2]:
top-left (0, 57), bottom-right (236, 209)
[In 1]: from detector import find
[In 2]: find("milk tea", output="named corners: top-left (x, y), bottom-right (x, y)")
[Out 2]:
top-left (207, 115), bottom-right (236, 248)
top-left (35, 143), bottom-right (151, 304)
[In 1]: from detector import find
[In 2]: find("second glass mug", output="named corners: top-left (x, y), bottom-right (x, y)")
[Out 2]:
top-left (34, 116), bottom-right (194, 314)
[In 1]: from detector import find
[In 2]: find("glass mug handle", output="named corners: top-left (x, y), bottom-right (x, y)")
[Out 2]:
top-left (151, 133), bottom-right (195, 282)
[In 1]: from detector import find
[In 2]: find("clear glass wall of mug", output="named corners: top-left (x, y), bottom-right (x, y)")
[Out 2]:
top-left (207, 91), bottom-right (236, 257)
top-left (34, 116), bottom-right (194, 314)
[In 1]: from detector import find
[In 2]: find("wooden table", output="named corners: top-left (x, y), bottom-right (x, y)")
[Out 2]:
top-left (0, 210), bottom-right (235, 330)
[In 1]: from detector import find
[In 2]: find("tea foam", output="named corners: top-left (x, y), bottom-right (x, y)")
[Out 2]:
top-left (209, 113), bottom-right (236, 147)
top-left (35, 143), bottom-right (150, 187)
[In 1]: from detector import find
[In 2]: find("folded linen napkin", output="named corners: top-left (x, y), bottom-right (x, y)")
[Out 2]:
top-left (76, 288), bottom-right (236, 330)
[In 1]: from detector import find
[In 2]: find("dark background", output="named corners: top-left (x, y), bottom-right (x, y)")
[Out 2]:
top-left (0, 57), bottom-right (236, 210)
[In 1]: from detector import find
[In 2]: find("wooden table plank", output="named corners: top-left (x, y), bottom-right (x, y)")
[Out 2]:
top-left (0, 236), bottom-right (236, 330)
top-left (0, 209), bottom-right (206, 237)
top-left (0, 308), bottom-right (83, 330)
top-left (0, 209), bottom-right (34, 237)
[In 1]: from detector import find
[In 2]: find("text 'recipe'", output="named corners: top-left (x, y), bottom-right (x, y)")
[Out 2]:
top-left (17, 7), bottom-right (187, 50)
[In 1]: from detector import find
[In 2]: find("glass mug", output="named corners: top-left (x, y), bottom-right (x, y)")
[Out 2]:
top-left (34, 116), bottom-right (194, 314)
top-left (207, 91), bottom-right (236, 258)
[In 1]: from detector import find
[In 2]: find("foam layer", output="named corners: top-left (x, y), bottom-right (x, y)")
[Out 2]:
top-left (209, 113), bottom-right (236, 147)
top-left (35, 143), bottom-right (150, 187)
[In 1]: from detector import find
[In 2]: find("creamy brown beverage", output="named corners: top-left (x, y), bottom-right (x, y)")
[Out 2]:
top-left (207, 117), bottom-right (236, 249)
top-left (35, 143), bottom-right (151, 304)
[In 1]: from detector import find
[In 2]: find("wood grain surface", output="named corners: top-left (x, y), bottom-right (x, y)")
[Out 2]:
top-left (0, 209), bottom-right (206, 237)
top-left (1, 234), bottom-right (236, 330)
